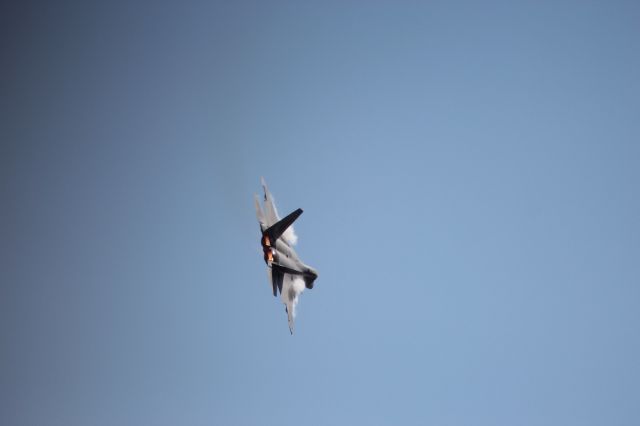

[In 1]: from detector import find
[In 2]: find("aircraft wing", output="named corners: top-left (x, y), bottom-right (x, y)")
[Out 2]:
top-left (268, 267), bottom-right (296, 333)
top-left (280, 274), bottom-right (305, 335)
top-left (282, 275), bottom-right (296, 335)
top-left (285, 305), bottom-right (294, 335)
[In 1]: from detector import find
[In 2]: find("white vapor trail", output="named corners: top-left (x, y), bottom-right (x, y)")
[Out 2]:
top-left (281, 274), bottom-right (305, 333)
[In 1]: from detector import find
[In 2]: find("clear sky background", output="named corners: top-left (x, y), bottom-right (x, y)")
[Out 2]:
top-left (2, 1), bottom-right (640, 425)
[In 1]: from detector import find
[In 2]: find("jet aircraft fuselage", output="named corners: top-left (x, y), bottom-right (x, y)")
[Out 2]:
top-left (255, 178), bottom-right (318, 334)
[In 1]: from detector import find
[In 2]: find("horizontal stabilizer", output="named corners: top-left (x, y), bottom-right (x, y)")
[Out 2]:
top-left (303, 274), bottom-right (317, 289)
top-left (264, 208), bottom-right (302, 244)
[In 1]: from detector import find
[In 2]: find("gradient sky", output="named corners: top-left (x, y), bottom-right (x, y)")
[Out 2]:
top-left (3, 1), bottom-right (640, 425)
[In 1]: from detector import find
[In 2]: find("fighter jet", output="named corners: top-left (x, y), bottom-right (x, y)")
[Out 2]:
top-left (255, 178), bottom-right (318, 334)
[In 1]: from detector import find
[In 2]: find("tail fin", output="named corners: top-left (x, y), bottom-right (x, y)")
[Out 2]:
top-left (271, 266), bottom-right (284, 297)
top-left (264, 208), bottom-right (303, 244)
top-left (254, 194), bottom-right (265, 226)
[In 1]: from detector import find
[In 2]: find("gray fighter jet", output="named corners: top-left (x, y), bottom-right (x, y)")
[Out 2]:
top-left (254, 178), bottom-right (318, 334)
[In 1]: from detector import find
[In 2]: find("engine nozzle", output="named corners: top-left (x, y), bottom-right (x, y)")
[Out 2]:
top-left (263, 246), bottom-right (277, 265)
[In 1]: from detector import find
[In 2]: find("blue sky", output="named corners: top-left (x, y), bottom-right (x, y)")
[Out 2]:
top-left (3, 1), bottom-right (640, 425)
